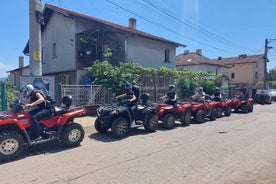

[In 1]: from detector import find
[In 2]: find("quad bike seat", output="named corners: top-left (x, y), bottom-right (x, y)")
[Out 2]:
top-left (140, 93), bottom-right (149, 106)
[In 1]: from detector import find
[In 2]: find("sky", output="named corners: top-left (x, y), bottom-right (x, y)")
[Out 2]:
top-left (0, 0), bottom-right (276, 78)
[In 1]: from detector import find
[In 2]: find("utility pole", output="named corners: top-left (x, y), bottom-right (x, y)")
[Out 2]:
top-left (263, 39), bottom-right (275, 89)
top-left (29, 0), bottom-right (43, 76)
top-left (263, 39), bottom-right (269, 89)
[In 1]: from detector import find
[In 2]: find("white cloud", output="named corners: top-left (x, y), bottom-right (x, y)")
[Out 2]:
top-left (0, 61), bottom-right (15, 78)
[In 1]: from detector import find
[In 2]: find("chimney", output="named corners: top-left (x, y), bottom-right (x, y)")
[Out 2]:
top-left (183, 50), bottom-right (189, 55)
top-left (196, 49), bottom-right (202, 56)
top-left (239, 54), bottom-right (247, 58)
top-left (128, 18), bottom-right (136, 29)
top-left (19, 56), bottom-right (24, 68)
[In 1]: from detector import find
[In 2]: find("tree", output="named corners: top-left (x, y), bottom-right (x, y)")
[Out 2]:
top-left (268, 68), bottom-right (276, 81)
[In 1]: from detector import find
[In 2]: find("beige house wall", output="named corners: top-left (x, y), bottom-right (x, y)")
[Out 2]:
top-left (228, 59), bottom-right (265, 86)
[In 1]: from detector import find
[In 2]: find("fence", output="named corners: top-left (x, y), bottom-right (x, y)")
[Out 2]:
top-left (60, 85), bottom-right (113, 106)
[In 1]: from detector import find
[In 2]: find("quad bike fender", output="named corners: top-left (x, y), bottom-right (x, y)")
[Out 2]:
top-left (54, 108), bottom-right (87, 125)
top-left (0, 118), bottom-right (28, 130)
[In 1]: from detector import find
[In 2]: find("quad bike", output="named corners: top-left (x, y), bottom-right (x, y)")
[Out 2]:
top-left (221, 99), bottom-right (232, 117)
top-left (0, 96), bottom-right (87, 161)
top-left (231, 97), bottom-right (254, 113)
top-left (206, 95), bottom-right (231, 118)
top-left (94, 93), bottom-right (159, 138)
top-left (190, 97), bottom-right (217, 123)
top-left (155, 102), bottom-right (192, 129)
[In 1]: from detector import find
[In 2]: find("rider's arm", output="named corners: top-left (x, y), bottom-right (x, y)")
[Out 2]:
top-left (129, 94), bottom-right (137, 102)
top-left (24, 92), bottom-right (45, 108)
top-left (171, 94), bottom-right (177, 101)
top-left (116, 93), bottom-right (126, 99)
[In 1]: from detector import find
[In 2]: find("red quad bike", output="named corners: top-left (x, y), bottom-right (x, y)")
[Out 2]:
top-left (0, 96), bottom-right (87, 162)
top-left (190, 100), bottom-right (217, 124)
top-left (231, 97), bottom-right (254, 113)
top-left (220, 99), bottom-right (232, 117)
top-left (209, 97), bottom-right (232, 118)
top-left (155, 102), bottom-right (192, 129)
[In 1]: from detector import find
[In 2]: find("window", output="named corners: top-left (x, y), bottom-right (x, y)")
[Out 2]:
top-left (164, 49), bottom-right (170, 63)
top-left (52, 43), bottom-right (57, 58)
top-left (231, 73), bottom-right (235, 79)
top-left (255, 72), bottom-right (258, 80)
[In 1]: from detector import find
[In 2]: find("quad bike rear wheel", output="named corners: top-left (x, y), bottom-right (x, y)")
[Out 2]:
top-left (61, 123), bottom-right (85, 147)
top-left (111, 118), bottom-right (130, 138)
top-left (163, 113), bottom-right (175, 129)
top-left (144, 114), bottom-right (159, 132)
top-left (0, 131), bottom-right (25, 161)
top-left (94, 118), bottom-right (110, 133)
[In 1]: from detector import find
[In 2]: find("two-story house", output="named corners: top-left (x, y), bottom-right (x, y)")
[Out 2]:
top-left (22, 4), bottom-right (185, 86)
top-left (176, 49), bottom-right (230, 91)
top-left (176, 49), bottom-right (229, 75)
top-left (211, 54), bottom-right (265, 87)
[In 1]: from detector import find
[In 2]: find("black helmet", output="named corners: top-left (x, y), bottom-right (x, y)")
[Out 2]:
top-left (62, 95), bottom-right (72, 107)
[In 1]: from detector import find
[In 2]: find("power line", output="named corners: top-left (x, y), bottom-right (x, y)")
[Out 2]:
top-left (105, 0), bottom-right (238, 55)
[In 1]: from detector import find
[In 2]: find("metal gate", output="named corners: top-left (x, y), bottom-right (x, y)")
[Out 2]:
top-left (60, 85), bottom-right (112, 106)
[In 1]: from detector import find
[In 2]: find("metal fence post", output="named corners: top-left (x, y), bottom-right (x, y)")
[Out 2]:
top-left (1, 82), bottom-right (6, 111)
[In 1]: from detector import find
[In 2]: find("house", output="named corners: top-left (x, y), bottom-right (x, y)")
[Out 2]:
top-left (211, 54), bottom-right (265, 87)
top-left (22, 4), bottom-right (185, 86)
top-left (176, 49), bottom-right (229, 75)
top-left (7, 56), bottom-right (30, 86)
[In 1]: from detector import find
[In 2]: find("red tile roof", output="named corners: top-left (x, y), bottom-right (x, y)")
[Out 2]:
top-left (176, 52), bottom-right (229, 67)
top-left (210, 54), bottom-right (264, 65)
top-left (43, 4), bottom-right (186, 47)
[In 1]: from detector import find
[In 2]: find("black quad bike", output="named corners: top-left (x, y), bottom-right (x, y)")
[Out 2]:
top-left (94, 93), bottom-right (159, 138)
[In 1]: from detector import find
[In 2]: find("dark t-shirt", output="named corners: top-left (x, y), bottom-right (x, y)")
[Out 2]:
top-left (167, 91), bottom-right (176, 100)
top-left (29, 90), bottom-right (48, 110)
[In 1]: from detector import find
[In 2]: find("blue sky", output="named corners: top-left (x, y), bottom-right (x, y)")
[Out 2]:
top-left (0, 0), bottom-right (275, 78)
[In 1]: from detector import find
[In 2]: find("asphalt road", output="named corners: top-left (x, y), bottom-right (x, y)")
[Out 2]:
top-left (1, 103), bottom-right (276, 184)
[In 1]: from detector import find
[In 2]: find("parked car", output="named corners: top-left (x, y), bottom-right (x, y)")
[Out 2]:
top-left (254, 89), bottom-right (272, 104)
top-left (268, 89), bottom-right (276, 102)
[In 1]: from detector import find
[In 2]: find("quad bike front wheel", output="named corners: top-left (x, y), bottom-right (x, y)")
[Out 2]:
top-left (144, 114), bottom-right (159, 132)
top-left (216, 107), bottom-right (223, 118)
top-left (111, 118), bottom-right (130, 138)
top-left (241, 104), bottom-right (248, 113)
top-left (209, 109), bottom-right (217, 121)
top-left (163, 113), bottom-right (175, 129)
top-left (224, 106), bottom-right (232, 116)
top-left (248, 103), bottom-right (254, 112)
top-left (195, 109), bottom-right (206, 123)
top-left (181, 110), bottom-right (192, 125)
top-left (61, 123), bottom-right (85, 147)
top-left (0, 131), bottom-right (26, 161)
top-left (94, 118), bottom-right (110, 133)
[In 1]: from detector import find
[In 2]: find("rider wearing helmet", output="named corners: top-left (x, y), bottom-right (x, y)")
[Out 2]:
top-left (116, 82), bottom-right (137, 126)
top-left (160, 84), bottom-right (177, 108)
top-left (192, 87), bottom-right (206, 102)
top-left (213, 87), bottom-right (222, 101)
top-left (22, 84), bottom-right (52, 141)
